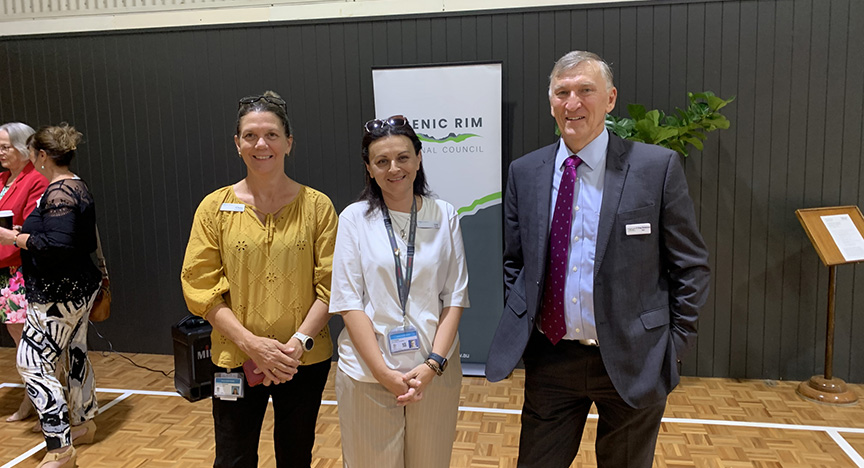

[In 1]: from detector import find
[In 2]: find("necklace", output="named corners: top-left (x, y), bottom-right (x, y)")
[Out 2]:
top-left (388, 210), bottom-right (410, 239)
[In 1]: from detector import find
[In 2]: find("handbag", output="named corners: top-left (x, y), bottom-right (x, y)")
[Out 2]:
top-left (90, 227), bottom-right (111, 322)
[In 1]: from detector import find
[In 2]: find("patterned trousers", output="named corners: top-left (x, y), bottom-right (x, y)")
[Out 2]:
top-left (17, 291), bottom-right (99, 451)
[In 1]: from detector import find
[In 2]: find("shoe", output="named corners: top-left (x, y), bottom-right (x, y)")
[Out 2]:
top-left (36, 445), bottom-right (76, 468)
top-left (5, 397), bottom-right (33, 422)
top-left (71, 419), bottom-right (97, 445)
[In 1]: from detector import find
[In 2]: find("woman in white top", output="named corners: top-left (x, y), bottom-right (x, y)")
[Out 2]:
top-left (329, 116), bottom-right (469, 468)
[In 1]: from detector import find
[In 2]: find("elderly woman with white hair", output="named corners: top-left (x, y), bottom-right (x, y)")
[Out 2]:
top-left (0, 122), bottom-right (48, 423)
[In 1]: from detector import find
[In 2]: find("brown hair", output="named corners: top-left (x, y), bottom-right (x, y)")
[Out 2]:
top-left (236, 90), bottom-right (292, 137)
top-left (357, 120), bottom-right (429, 216)
top-left (27, 122), bottom-right (83, 167)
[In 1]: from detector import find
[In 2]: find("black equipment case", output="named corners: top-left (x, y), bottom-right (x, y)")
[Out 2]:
top-left (171, 315), bottom-right (213, 402)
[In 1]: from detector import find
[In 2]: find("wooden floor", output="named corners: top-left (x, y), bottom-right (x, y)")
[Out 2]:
top-left (1, 347), bottom-right (863, 467)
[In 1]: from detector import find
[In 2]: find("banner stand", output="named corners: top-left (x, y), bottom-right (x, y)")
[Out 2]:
top-left (372, 62), bottom-right (504, 377)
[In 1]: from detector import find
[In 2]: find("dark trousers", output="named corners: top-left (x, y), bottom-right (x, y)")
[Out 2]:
top-left (518, 329), bottom-right (666, 468)
top-left (212, 359), bottom-right (331, 468)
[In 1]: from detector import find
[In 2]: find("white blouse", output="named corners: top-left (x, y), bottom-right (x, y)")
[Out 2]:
top-left (329, 197), bottom-right (470, 383)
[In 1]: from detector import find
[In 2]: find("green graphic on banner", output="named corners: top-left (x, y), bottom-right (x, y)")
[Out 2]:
top-left (418, 133), bottom-right (480, 143)
top-left (457, 192), bottom-right (502, 216)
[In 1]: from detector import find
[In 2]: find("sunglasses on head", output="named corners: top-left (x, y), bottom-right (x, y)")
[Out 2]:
top-left (238, 95), bottom-right (287, 111)
top-left (364, 115), bottom-right (409, 134)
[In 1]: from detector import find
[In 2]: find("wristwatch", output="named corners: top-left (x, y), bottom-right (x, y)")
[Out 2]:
top-left (427, 353), bottom-right (448, 374)
top-left (292, 332), bottom-right (314, 352)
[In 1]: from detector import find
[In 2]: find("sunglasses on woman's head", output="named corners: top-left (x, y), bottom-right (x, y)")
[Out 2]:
top-left (364, 115), bottom-right (409, 134)
top-left (238, 95), bottom-right (287, 111)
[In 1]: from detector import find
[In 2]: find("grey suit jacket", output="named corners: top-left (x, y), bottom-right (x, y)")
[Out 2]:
top-left (486, 133), bottom-right (710, 409)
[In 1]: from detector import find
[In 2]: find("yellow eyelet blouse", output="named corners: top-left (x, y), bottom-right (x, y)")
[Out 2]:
top-left (181, 185), bottom-right (338, 368)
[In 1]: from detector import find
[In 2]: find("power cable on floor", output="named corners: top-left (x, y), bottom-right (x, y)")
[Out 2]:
top-left (88, 320), bottom-right (174, 378)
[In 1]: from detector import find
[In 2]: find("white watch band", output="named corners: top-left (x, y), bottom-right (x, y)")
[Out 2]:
top-left (292, 332), bottom-right (314, 351)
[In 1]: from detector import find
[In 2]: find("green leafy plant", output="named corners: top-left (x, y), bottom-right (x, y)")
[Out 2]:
top-left (604, 92), bottom-right (734, 157)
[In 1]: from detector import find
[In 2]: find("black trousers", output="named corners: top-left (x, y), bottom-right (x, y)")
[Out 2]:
top-left (518, 328), bottom-right (666, 468)
top-left (211, 359), bottom-right (331, 468)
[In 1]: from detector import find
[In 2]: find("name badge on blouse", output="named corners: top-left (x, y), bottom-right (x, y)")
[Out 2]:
top-left (213, 372), bottom-right (245, 400)
top-left (220, 203), bottom-right (245, 212)
top-left (387, 325), bottom-right (420, 354)
top-left (417, 220), bottom-right (440, 229)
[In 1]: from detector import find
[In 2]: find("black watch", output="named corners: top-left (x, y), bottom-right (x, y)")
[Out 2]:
top-left (292, 332), bottom-right (314, 352)
top-left (427, 353), bottom-right (448, 373)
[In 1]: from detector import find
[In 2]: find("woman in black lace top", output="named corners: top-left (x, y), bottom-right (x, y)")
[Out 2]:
top-left (0, 123), bottom-right (100, 468)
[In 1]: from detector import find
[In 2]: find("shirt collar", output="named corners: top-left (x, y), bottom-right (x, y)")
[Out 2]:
top-left (555, 129), bottom-right (609, 172)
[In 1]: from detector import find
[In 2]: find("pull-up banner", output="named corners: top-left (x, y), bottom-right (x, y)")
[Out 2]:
top-left (372, 62), bottom-right (503, 375)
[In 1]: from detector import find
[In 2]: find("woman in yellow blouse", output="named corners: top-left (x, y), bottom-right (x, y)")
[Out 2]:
top-left (181, 91), bottom-right (338, 468)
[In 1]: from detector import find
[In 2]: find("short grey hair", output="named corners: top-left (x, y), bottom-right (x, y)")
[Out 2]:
top-left (0, 122), bottom-right (35, 157)
top-left (548, 51), bottom-right (614, 93)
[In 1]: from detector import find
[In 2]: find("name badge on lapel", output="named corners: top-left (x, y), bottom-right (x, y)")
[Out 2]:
top-left (626, 223), bottom-right (651, 236)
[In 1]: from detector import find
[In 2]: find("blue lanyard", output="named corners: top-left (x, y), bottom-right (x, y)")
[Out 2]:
top-left (382, 197), bottom-right (417, 317)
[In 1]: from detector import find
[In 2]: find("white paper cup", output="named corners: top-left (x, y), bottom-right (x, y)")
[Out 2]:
top-left (0, 210), bottom-right (13, 229)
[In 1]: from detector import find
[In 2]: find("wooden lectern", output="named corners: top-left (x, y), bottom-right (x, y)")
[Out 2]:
top-left (795, 206), bottom-right (864, 405)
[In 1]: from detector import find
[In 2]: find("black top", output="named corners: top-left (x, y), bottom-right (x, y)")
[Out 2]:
top-left (21, 178), bottom-right (101, 304)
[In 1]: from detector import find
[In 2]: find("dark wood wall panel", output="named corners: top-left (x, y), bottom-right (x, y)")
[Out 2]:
top-left (1, 0), bottom-right (862, 382)
top-left (789, 0), bottom-right (817, 378)
top-left (848, 0), bottom-right (864, 379)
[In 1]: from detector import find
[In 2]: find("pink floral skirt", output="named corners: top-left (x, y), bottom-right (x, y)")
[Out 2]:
top-left (0, 266), bottom-right (27, 324)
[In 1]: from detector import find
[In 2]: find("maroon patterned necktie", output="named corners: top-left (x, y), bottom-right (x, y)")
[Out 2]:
top-left (540, 155), bottom-right (582, 345)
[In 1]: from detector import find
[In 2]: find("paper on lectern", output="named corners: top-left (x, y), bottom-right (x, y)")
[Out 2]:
top-left (821, 214), bottom-right (864, 262)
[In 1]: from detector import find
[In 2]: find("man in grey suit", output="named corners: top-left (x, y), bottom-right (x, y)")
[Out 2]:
top-left (486, 50), bottom-right (710, 467)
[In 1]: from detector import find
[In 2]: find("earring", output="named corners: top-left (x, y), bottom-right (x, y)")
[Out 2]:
top-left (41, 165), bottom-right (44, 170)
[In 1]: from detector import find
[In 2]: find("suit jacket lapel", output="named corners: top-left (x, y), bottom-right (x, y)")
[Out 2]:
top-left (595, 134), bottom-right (629, 275)
top-left (534, 142), bottom-right (557, 277)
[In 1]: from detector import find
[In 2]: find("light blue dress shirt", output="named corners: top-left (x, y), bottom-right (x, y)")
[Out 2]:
top-left (548, 130), bottom-right (608, 341)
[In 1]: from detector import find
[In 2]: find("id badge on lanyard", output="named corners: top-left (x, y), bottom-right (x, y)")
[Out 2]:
top-left (214, 371), bottom-right (245, 400)
top-left (383, 198), bottom-right (419, 355)
top-left (387, 325), bottom-right (420, 354)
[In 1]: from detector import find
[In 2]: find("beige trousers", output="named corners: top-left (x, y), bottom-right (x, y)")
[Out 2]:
top-left (335, 356), bottom-right (462, 468)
